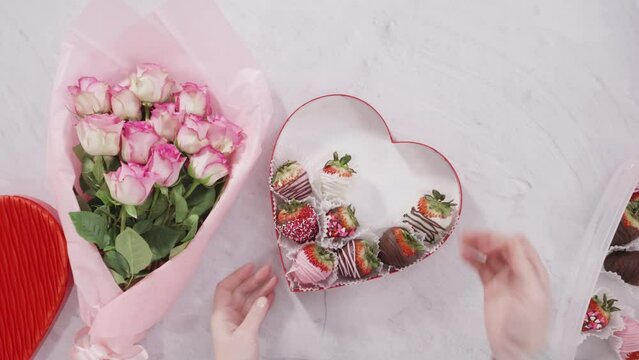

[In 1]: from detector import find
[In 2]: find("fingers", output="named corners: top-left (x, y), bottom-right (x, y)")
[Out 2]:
top-left (462, 232), bottom-right (508, 255)
top-left (236, 265), bottom-right (272, 296)
top-left (516, 235), bottom-right (550, 288)
top-left (242, 275), bottom-right (278, 315)
top-left (237, 296), bottom-right (270, 336)
top-left (214, 263), bottom-right (255, 308)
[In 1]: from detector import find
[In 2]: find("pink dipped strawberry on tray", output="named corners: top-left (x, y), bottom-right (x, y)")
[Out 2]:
top-left (290, 243), bottom-right (336, 286)
top-left (271, 160), bottom-right (313, 200)
top-left (276, 200), bottom-right (319, 244)
top-left (320, 152), bottom-right (356, 200)
top-left (582, 294), bottom-right (620, 332)
top-left (326, 205), bottom-right (359, 239)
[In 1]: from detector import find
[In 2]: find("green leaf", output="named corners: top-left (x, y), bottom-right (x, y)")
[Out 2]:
top-left (132, 219), bottom-right (153, 235)
top-left (110, 269), bottom-right (126, 285)
top-left (115, 228), bottom-right (153, 275)
top-left (73, 144), bottom-right (88, 161)
top-left (187, 187), bottom-right (216, 217)
top-left (149, 194), bottom-right (169, 220)
top-left (95, 186), bottom-right (115, 206)
top-left (124, 204), bottom-right (138, 219)
top-left (137, 191), bottom-right (153, 215)
top-left (103, 250), bottom-right (130, 278)
top-left (92, 156), bottom-right (105, 183)
top-left (143, 226), bottom-right (184, 261)
top-left (169, 242), bottom-right (188, 259)
top-left (181, 214), bottom-right (199, 243)
top-left (69, 211), bottom-right (108, 249)
top-left (173, 191), bottom-right (188, 223)
top-left (159, 186), bottom-right (169, 197)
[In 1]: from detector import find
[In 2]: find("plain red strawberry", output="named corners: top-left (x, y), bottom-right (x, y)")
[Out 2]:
top-left (276, 201), bottom-right (319, 243)
top-left (354, 240), bottom-right (380, 276)
top-left (323, 152), bottom-right (356, 178)
top-left (303, 244), bottom-right (334, 272)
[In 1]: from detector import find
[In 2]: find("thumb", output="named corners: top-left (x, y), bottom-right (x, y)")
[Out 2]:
top-left (238, 297), bottom-right (269, 336)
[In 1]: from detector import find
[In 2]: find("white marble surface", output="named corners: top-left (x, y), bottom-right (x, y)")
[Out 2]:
top-left (2, 0), bottom-right (639, 358)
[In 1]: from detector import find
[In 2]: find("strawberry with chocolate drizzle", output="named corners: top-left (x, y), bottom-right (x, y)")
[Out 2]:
top-left (271, 160), bottom-right (312, 200)
top-left (337, 239), bottom-right (380, 279)
top-left (276, 200), bottom-right (319, 243)
top-left (326, 205), bottom-right (359, 239)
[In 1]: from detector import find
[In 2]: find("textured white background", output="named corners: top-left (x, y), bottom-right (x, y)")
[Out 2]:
top-left (2, 0), bottom-right (639, 359)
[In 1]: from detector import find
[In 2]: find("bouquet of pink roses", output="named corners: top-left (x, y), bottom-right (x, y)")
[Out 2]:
top-left (68, 64), bottom-right (243, 290)
top-left (47, 0), bottom-right (272, 358)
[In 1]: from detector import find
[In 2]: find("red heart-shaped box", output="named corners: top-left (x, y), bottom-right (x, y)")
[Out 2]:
top-left (0, 196), bottom-right (70, 359)
top-left (271, 94), bottom-right (463, 292)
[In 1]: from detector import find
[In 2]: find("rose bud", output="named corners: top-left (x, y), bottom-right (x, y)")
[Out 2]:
top-left (147, 143), bottom-right (186, 187)
top-left (75, 114), bottom-right (124, 156)
top-left (109, 85), bottom-right (141, 120)
top-left (120, 121), bottom-right (162, 164)
top-left (175, 114), bottom-right (211, 154)
top-left (125, 63), bottom-right (175, 103)
top-left (175, 82), bottom-right (210, 116)
top-left (187, 146), bottom-right (229, 186)
top-left (206, 115), bottom-right (245, 155)
top-left (149, 103), bottom-right (183, 142)
top-left (104, 163), bottom-right (157, 206)
top-left (68, 77), bottom-right (111, 116)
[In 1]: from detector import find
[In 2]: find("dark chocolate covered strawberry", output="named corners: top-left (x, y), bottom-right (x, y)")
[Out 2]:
top-left (378, 227), bottom-right (425, 268)
top-left (612, 193), bottom-right (639, 247)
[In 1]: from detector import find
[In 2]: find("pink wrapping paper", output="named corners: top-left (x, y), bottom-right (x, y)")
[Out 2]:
top-left (46, 0), bottom-right (272, 358)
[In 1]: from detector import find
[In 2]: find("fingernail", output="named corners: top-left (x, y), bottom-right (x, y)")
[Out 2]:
top-left (257, 297), bottom-right (268, 308)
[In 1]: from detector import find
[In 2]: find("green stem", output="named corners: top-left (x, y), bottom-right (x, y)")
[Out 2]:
top-left (119, 207), bottom-right (127, 233)
top-left (184, 182), bottom-right (199, 198)
top-left (150, 188), bottom-right (159, 210)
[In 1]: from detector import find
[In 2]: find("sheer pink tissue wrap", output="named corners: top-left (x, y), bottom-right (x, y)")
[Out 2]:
top-left (45, 0), bottom-right (272, 358)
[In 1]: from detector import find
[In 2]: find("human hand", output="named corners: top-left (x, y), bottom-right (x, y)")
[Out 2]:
top-left (460, 232), bottom-right (550, 360)
top-left (211, 263), bottom-right (278, 360)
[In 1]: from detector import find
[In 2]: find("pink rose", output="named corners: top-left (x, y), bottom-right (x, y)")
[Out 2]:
top-left (109, 85), bottom-right (141, 120)
top-left (175, 82), bottom-right (210, 116)
top-left (147, 143), bottom-right (186, 187)
top-left (206, 115), bottom-right (245, 155)
top-left (187, 146), bottom-right (229, 186)
top-left (175, 115), bottom-right (211, 154)
top-left (149, 103), bottom-right (183, 142)
top-left (126, 63), bottom-right (175, 103)
top-left (120, 121), bottom-right (162, 164)
top-left (68, 77), bottom-right (111, 116)
top-left (75, 114), bottom-right (124, 156)
top-left (104, 163), bottom-right (157, 206)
